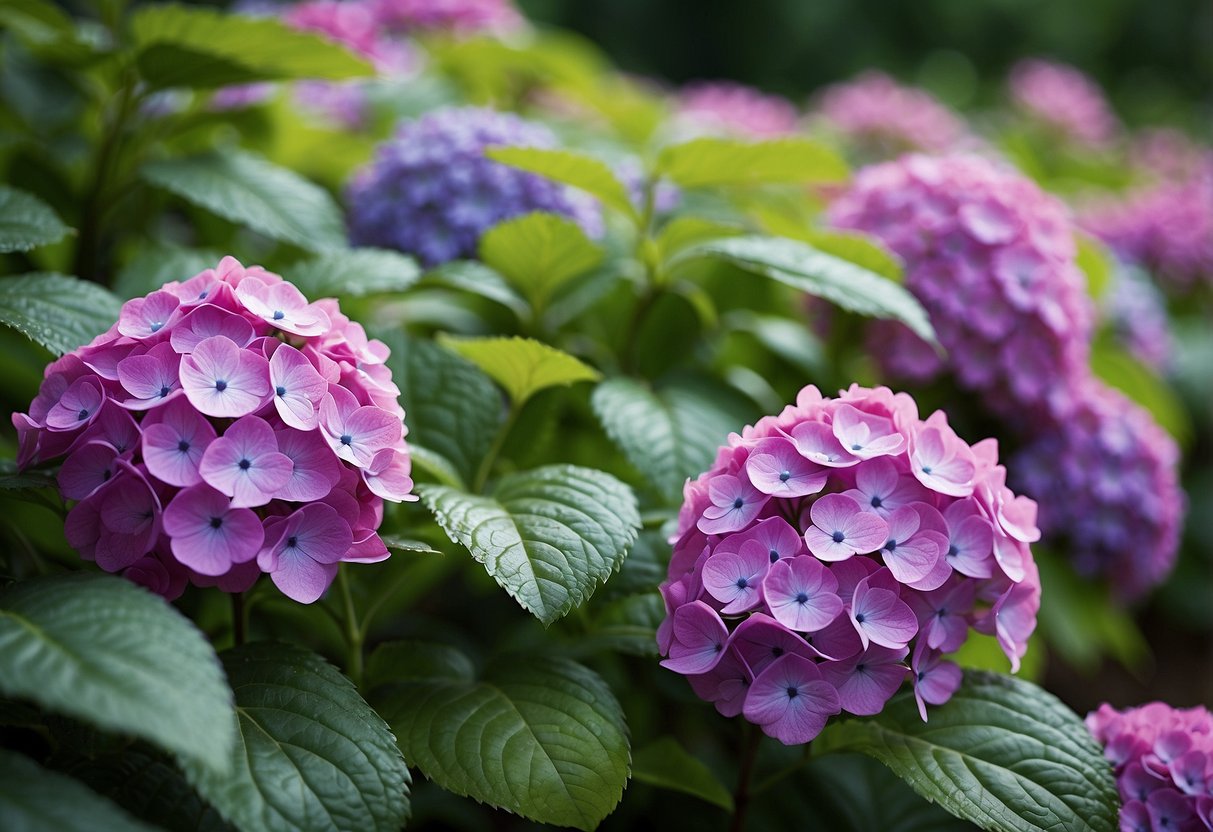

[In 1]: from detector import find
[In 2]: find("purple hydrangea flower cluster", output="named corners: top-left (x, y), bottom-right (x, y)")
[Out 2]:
top-left (658, 383), bottom-right (1041, 746)
top-left (829, 154), bottom-right (1184, 598)
top-left (13, 257), bottom-right (416, 604)
top-left (1008, 58), bottom-right (1120, 147)
top-left (370, 0), bottom-right (523, 35)
top-left (1086, 701), bottom-right (1213, 831)
top-left (346, 106), bottom-right (604, 266)
top-left (812, 71), bottom-right (968, 155)
top-left (1013, 380), bottom-right (1184, 599)
top-left (1103, 265), bottom-right (1173, 372)
top-left (675, 81), bottom-right (800, 139)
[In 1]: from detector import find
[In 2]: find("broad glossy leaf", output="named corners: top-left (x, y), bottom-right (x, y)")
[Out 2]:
top-left (113, 244), bottom-right (222, 299)
top-left (0, 184), bottom-right (71, 252)
top-left (0, 574), bottom-right (233, 775)
top-left (0, 749), bottom-right (157, 832)
top-left (797, 228), bottom-right (903, 282)
top-left (1075, 231), bottom-right (1113, 299)
top-left (632, 736), bottom-right (733, 811)
top-left (183, 642), bottom-right (410, 832)
top-left (655, 216), bottom-right (743, 262)
top-left (419, 465), bottom-right (640, 624)
top-left (674, 235), bottom-right (936, 344)
top-left (142, 149), bottom-right (346, 252)
top-left (130, 4), bottom-right (371, 90)
top-left (439, 335), bottom-right (601, 406)
top-left (479, 212), bottom-right (603, 309)
top-left (656, 137), bottom-right (848, 188)
top-left (0, 273), bottom-right (121, 355)
top-left (378, 650), bottom-right (629, 831)
top-left (485, 146), bottom-right (639, 220)
top-left (815, 670), bottom-right (1119, 832)
top-left (287, 248), bottom-right (420, 299)
top-left (419, 260), bottom-right (529, 318)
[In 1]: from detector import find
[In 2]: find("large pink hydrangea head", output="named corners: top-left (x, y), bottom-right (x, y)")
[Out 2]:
top-left (812, 71), bottom-right (969, 156)
top-left (675, 81), bottom-right (801, 139)
top-left (829, 154), bottom-right (1095, 425)
top-left (1086, 702), bottom-right (1213, 831)
top-left (1013, 379), bottom-right (1184, 600)
top-left (13, 256), bottom-right (415, 605)
top-left (1008, 58), bottom-right (1120, 147)
top-left (658, 383), bottom-right (1041, 746)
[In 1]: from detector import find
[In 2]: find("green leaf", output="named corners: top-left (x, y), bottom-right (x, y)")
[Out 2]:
top-left (632, 737), bottom-right (733, 811)
top-left (673, 235), bottom-right (936, 344)
top-left (0, 184), bottom-right (71, 252)
top-left (141, 149), bottom-right (346, 252)
top-left (815, 670), bottom-right (1119, 832)
top-left (130, 4), bottom-right (371, 90)
top-left (479, 212), bottom-right (603, 310)
top-left (287, 248), bottom-right (421, 299)
top-left (378, 651), bottom-right (629, 831)
top-left (419, 464), bottom-right (640, 625)
top-left (0, 574), bottom-right (234, 775)
top-left (656, 137), bottom-right (849, 189)
top-left (796, 228), bottom-right (903, 282)
top-left (1075, 232), bottom-right (1112, 299)
top-left (378, 534), bottom-right (443, 556)
top-left (439, 335), bottom-right (601, 407)
top-left (113, 244), bottom-right (222, 300)
top-left (485, 146), bottom-right (639, 221)
top-left (366, 640), bottom-right (475, 692)
top-left (592, 375), bottom-right (755, 501)
top-left (377, 331), bottom-right (502, 489)
top-left (654, 216), bottom-right (743, 262)
top-left (0, 749), bottom-right (158, 832)
top-left (419, 260), bottom-right (530, 318)
top-left (1091, 339), bottom-right (1192, 447)
top-left (0, 273), bottom-right (121, 356)
top-left (183, 642), bottom-right (410, 832)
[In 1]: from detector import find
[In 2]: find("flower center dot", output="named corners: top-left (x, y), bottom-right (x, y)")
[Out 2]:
top-left (209, 517), bottom-right (223, 529)
top-left (732, 497), bottom-right (744, 509)
top-left (779, 470), bottom-right (791, 482)
top-left (885, 538), bottom-right (898, 552)
top-left (77, 408), bottom-right (89, 420)
top-left (177, 440), bottom-right (190, 453)
top-left (786, 686), bottom-right (799, 699)
top-left (947, 544), bottom-right (959, 557)
top-left (851, 443), bottom-right (863, 450)
top-left (735, 577), bottom-right (748, 589)
top-left (198, 290), bottom-right (208, 299)
top-left (286, 536), bottom-right (298, 548)
top-left (854, 613), bottom-right (866, 623)
top-left (150, 321), bottom-right (163, 332)
top-left (159, 386), bottom-right (170, 397)
top-left (238, 458), bottom-right (251, 470)
top-left (921, 465), bottom-right (933, 475)
top-left (772, 647), bottom-right (784, 657)
top-left (917, 671), bottom-right (926, 682)
top-left (272, 310), bottom-right (285, 320)
top-left (340, 434), bottom-right (353, 446)
top-left (832, 530), bottom-right (845, 543)
top-left (276, 386), bottom-right (287, 397)
top-left (215, 379), bottom-right (227, 392)
top-left (871, 495), bottom-right (883, 508)
top-left (856, 663), bottom-right (867, 673)
top-left (769, 549), bottom-right (780, 563)
top-left (796, 592), bottom-right (809, 604)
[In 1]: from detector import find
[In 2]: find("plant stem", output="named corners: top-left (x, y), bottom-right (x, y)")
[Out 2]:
top-left (729, 725), bottom-right (762, 832)
top-left (472, 403), bottom-right (521, 494)
top-left (337, 567), bottom-right (364, 687)
top-left (231, 592), bottom-right (246, 646)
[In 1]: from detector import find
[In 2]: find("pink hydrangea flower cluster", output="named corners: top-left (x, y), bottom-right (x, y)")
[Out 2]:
top-left (658, 383), bottom-right (1041, 746)
top-left (370, 0), bottom-right (523, 35)
top-left (12, 257), bottom-right (415, 604)
top-left (812, 71), bottom-right (968, 155)
top-left (675, 81), bottom-right (800, 139)
top-left (1008, 58), bottom-right (1120, 147)
top-left (1086, 701), bottom-right (1213, 831)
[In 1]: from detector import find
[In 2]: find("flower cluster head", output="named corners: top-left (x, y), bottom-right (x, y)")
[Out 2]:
top-left (829, 154), bottom-right (1095, 424)
top-left (1008, 58), bottom-right (1120, 147)
top-left (370, 0), bottom-right (524, 35)
top-left (346, 106), bottom-right (603, 266)
top-left (1102, 265), bottom-right (1173, 372)
top-left (658, 383), bottom-right (1041, 745)
top-left (675, 81), bottom-right (800, 139)
top-left (812, 71), bottom-right (968, 156)
top-left (13, 257), bottom-right (415, 604)
top-left (1012, 379), bottom-right (1184, 600)
top-left (1086, 701), bottom-right (1213, 831)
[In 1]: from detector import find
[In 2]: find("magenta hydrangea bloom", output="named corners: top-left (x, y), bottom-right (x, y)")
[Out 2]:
top-left (1086, 701), bottom-right (1213, 832)
top-left (13, 256), bottom-right (416, 604)
top-left (675, 81), bottom-right (800, 139)
top-left (369, 0), bottom-right (524, 36)
top-left (1008, 58), bottom-right (1120, 147)
top-left (812, 71), bottom-right (968, 156)
top-left (659, 383), bottom-right (1042, 745)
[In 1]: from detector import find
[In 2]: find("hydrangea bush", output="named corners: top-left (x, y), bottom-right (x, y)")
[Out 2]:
top-left (812, 71), bottom-right (968, 156)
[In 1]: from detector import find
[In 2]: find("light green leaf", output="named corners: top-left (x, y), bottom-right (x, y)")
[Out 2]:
top-left (377, 651), bottom-right (630, 831)
top-left (130, 4), bottom-right (371, 90)
top-left (479, 212), bottom-right (603, 310)
top-left (656, 137), bottom-right (849, 189)
top-left (632, 737), bottom-right (733, 811)
top-left (287, 248), bottom-right (420, 299)
top-left (419, 464), bottom-right (640, 625)
top-left (592, 375), bottom-right (756, 501)
top-left (378, 534), bottom-right (443, 556)
top-left (485, 146), bottom-right (639, 221)
top-left (0, 749), bottom-right (158, 832)
top-left (420, 260), bottom-right (530, 318)
top-left (815, 670), bottom-right (1119, 832)
top-left (0, 273), bottom-right (120, 356)
top-left (113, 244), bottom-right (221, 300)
top-left (1091, 340), bottom-right (1191, 447)
top-left (183, 642), bottom-right (410, 832)
top-left (377, 331), bottom-right (502, 489)
top-left (654, 216), bottom-right (743, 262)
top-left (797, 228), bottom-right (903, 282)
top-left (1075, 232), bottom-right (1112, 299)
top-left (0, 185), bottom-right (71, 252)
top-left (0, 574), bottom-right (234, 775)
top-left (439, 335), bottom-right (601, 407)
top-left (673, 235), bottom-right (936, 344)
top-left (142, 149), bottom-right (346, 252)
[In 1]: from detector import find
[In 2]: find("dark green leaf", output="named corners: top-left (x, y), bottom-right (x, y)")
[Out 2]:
top-left (419, 260), bottom-right (529, 318)
top-left (632, 737), bottom-right (733, 811)
top-left (366, 641), bottom-right (475, 692)
top-left (0, 184), bottom-right (71, 252)
top-left (656, 137), bottom-right (849, 188)
top-left (439, 335), bottom-right (601, 407)
top-left (112, 244), bottom-right (222, 300)
top-left (479, 212), bottom-right (603, 310)
top-left (0, 273), bottom-right (121, 355)
top-left (287, 248), bottom-right (420, 299)
top-left (419, 465), bottom-right (640, 625)
top-left (0, 574), bottom-right (233, 775)
top-left (484, 146), bottom-right (639, 220)
top-left (0, 749), bottom-right (157, 832)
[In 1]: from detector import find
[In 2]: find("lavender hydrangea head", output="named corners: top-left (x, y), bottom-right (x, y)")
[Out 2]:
top-left (675, 81), bottom-right (800, 139)
top-left (659, 383), bottom-right (1042, 745)
top-left (369, 0), bottom-right (524, 35)
top-left (1008, 58), bottom-right (1120, 147)
top-left (829, 154), bottom-right (1095, 424)
top-left (1086, 701), bottom-right (1213, 831)
top-left (14, 256), bottom-right (416, 604)
top-left (1012, 379), bottom-right (1184, 600)
top-left (812, 71), bottom-right (968, 156)
top-left (1102, 265), bottom-right (1173, 372)
top-left (346, 107), bottom-right (603, 266)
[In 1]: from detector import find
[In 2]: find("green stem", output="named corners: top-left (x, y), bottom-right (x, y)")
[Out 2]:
top-left (729, 726), bottom-right (762, 832)
top-left (337, 567), bottom-right (364, 687)
top-left (231, 592), bottom-right (246, 646)
top-left (472, 403), bottom-right (521, 494)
